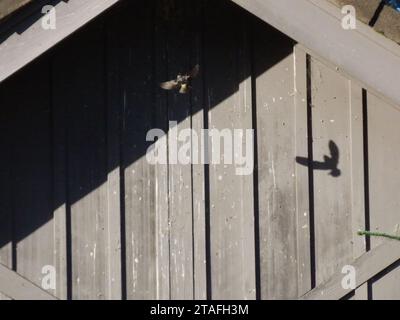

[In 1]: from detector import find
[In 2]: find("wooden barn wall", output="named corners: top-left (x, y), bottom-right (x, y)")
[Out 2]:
top-left (0, 0), bottom-right (400, 300)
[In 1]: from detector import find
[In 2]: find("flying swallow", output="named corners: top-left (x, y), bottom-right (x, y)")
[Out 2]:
top-left (160, 64), bottom-right (199, 94)
top-left (296, 140), bottom-right (341, 177)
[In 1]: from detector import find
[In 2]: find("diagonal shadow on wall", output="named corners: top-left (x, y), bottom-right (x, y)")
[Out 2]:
top-left (0, 0), bottom-right (295, 298)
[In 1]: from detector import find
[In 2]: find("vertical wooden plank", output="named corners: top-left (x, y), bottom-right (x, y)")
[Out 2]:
top-left (51, 56), bottom-right (68, 300)
top-left (189, 0), bottom-right (207, 300)
top-left (53, 22), bottom-right (109, 300)
top-left (205, 0), bottom-right (255, 299)
top-left (109, 0), bottom-right (158, 300)
top-left (165, 0), bottom-right (194, 300)
top-left (154, 0), bottom-right (170, 300)
top-left (349, 82), bottom-right (368, 300)
top-left (310, 57), bottom-right (353, 286)
top-left (294, 46), bottom-right (312, 297)
top-left (368, 93), bottom-right (400, 248)
top-left (253, 17), bottom-right (298, 299)
top-left (104, 14), bottom-right (122, 300)
top-left (10, 60), bottom-right (55, 295)
top-left (367, 92), bottom-right (400, 299)
top-left (0, 72), bottom-right (15, 300)
top-left (349, 83), bottom-right (365, 258)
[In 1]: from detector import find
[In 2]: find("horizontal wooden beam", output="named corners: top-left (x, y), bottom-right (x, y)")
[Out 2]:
top-left (301, 240), bottom-right (400, 300)
top-left (0, 0), bottom-right (120, 84)
top-left (0, 263), bottom-right (57, 300)
top-left (231, 0), bottom-right (400, 107)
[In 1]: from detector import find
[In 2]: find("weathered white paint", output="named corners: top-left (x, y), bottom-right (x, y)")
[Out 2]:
top-left (231, 0), bottom-right (400, 107)
top-left (0, 0), bottom-right (120, 83)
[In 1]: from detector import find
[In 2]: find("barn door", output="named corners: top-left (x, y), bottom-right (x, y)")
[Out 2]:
top-left (295, 45), bottom-right (400, 300)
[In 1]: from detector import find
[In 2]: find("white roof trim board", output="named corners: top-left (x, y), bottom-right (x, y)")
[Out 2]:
top-left (0, 0), bottom-right (119, 83)
top-left (232, 0), bottom-right (400, 106)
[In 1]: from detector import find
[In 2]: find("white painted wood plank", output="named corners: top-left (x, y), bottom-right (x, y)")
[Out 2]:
top-left (111, 1), bottom-right (158, 300)
top-left (105, 16), bottom-right (122, 300)
top-left (0, 0), bottom-right (32, 21)
top-left (165, 1), bottom-right (196, 299)
top-left (191, 113), bottom-right (207, 300)
top-left (205, 1), bottom-right (255, 299)
top-left (294, 46), bottom-right (312, 297)
top-left (0, 0), bottom-right (120, 83)
top-left (154, 3), bottom-right (170, 299)
top-left (253, 18), bottom-right (298, 299)
top-left (190, 2), bottom-right (207, 301)
top-left (230, 0), bottom-right (400, 107)
top-left (302, 239), bottom-right (400, 300)
top-left (350, 82), bottom-right (366, 259)
top-left (310, 57), bottom-right (353, 286)
top-left (367, 91), bottom-right (400, 299)
top-left (349, 82), bottom-right (368, 300)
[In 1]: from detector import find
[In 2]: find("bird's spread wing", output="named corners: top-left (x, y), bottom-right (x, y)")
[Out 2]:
top-left (160, 80), bottom-right (179, 90)
top-left (188, 64), bottom-right (200, 79)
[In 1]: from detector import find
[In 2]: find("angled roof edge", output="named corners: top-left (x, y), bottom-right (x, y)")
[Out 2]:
top-left (328, 0), bottom-right (400, 45)
top-left (0, 0), bottom-right (399, 108)
top-left (232, 0), bottom-right (400, 107)
top-left (0, 0), bottom-right (33, 22)
top-left (0, 0), bottom-right (120, 84)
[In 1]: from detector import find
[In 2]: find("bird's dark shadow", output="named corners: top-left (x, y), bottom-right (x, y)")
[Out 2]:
top-left (296, 140), bottom-right (341, 177)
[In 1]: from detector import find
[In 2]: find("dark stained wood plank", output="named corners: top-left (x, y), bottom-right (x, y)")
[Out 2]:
top-left (104, 12), bottom-right (123, 300)
top-left (154, 0), bottom-right (171, 300)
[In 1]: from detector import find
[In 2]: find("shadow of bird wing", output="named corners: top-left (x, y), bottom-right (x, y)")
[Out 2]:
top-left (295, 156), bottom-right (310, 167)
top-left (329, 140), bottom-right (339, 165)
top-left (296, 156), bottom-right (330, 170)
top-left (160, 80), bottom-right (179, 90)
top-left (188, 64), bottom-right (200, 79)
